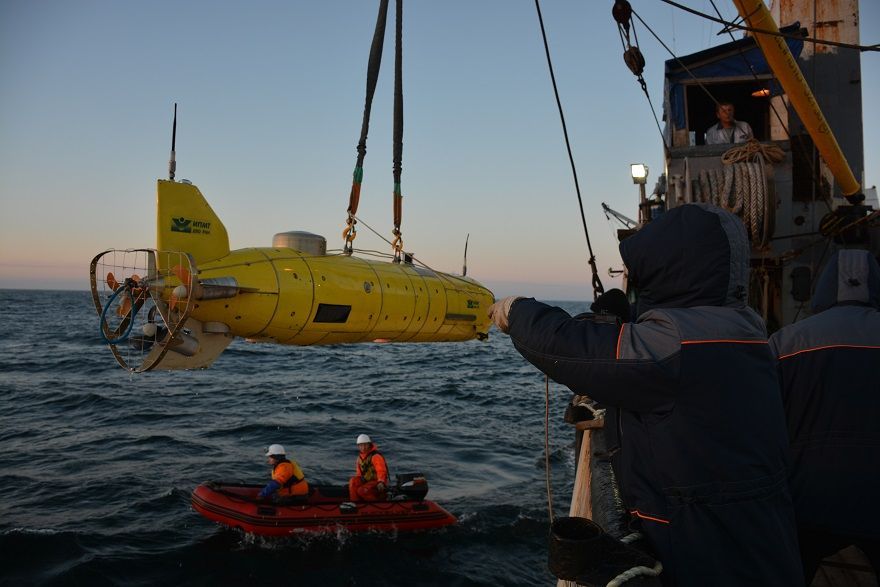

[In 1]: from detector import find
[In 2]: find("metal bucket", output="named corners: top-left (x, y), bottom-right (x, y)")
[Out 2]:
top-left (548, 516), bottom-right (604, 580)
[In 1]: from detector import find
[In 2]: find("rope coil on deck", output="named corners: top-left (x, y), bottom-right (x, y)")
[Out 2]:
top-left (720, 139), bottom-right (785, 165)
top-left (690, 140), bottom-right (780, 248)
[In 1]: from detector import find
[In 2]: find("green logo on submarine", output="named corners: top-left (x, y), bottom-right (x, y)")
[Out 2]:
top-left (171, 217), bottom-right (211, 234)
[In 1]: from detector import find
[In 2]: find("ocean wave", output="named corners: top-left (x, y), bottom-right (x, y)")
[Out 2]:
top-left (0, 290), bottom-right (576, 585)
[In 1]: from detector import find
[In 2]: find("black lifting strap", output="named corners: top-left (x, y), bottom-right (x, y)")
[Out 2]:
top-left (357, 0), bottom-right (390, 172)
top-left (391, 0), bottom-right (403, 237)
top-left (346, 0), bottom-right (391, 230)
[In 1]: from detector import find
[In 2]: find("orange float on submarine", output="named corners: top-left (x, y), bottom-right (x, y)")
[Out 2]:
top-left (90, 178), bottom-right (493, 372)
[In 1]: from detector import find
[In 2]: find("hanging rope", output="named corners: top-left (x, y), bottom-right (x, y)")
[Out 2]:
top-left (534, 0), bottom-right (604, 299)
top-left (612, 0), bottom-right (668, 152)
top-left (544, 375), bottom-right (555, 522)
top-left (344, 0), bottom-right (390, 254)
top-left (391, 0), bottom-right (405, 261)
top-left (629, 9), bottom-right (722, 115)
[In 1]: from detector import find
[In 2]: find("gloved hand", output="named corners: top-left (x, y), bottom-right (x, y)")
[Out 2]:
top-left (376, 482), bottom-right (386, 493)
top-left (488, 296), bottom-right (523, 334)
top-left (590, 288), bottom-right (630, 323)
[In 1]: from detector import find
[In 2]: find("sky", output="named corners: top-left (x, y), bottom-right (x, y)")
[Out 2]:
top-left (1, 0), bottom-right (878, 301)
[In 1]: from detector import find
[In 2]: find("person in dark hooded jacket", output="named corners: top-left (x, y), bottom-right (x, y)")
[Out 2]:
top-left (769, 249), bottom-right (880, 583)
top-left (489, 203), bottom-right (802, 586)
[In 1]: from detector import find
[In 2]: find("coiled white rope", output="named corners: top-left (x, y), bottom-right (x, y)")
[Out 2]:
top-left (695, 154), bottom-right (771, 246)
top-left (721, 138), bottom-right (785, 165)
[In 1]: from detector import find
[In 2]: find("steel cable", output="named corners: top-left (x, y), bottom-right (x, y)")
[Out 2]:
top-left (534, 0), bottom-right (604, 298)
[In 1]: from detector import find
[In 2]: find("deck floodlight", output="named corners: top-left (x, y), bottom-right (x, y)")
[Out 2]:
top-left (631, 164), bottom-right (649, 224)
top-left (630, 163), bottom-right (648, 185)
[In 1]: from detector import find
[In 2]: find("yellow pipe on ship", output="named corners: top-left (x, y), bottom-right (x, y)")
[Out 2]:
top-left (730, 0), bottom-right (860, 196)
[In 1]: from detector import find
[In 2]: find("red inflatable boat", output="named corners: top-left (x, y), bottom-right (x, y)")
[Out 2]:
top-left (191, 474), bottom-right (456, 536)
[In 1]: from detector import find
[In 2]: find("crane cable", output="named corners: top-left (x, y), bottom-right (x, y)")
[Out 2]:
top-left (342, 0), bottom-right (406, 260)
top-left (343, 0), bottom-right (390, 254)
top-left (534, 0), bottom-right (605, 299)
top-left (612, 0), bottom-right (669, 152)
top-left (658, 0), bottom-right (879, 53)
top-left (391, 0), bottom-right (404, 261)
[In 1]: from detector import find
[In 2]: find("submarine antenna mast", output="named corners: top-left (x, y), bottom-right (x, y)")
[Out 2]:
top-left (168, 103), bottom-right (177, 181)
top-left (462, 233), bottom-right (469, 277)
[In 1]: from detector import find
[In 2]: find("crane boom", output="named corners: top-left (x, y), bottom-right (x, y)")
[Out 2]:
top-left (602, 202), bottom-right (637, 229)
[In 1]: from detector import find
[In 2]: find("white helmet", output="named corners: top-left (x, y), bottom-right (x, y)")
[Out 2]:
top-left (356, 434), bottom-right (372, 445)
top-left (265, 444), bottom-right (286, 457)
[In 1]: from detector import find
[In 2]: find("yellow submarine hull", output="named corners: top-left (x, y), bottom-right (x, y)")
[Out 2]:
top-left (90, 179), bottom-right (492, 371)
top-left (189, 248), bottom-right (492, 345)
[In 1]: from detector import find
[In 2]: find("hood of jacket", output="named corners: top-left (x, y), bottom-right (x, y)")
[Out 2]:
top-left (619, 203), bottom-right (749, 316)
top-left (811, 249), bottom-right (880, 313)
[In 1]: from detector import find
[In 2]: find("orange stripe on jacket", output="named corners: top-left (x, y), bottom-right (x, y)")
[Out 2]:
top-left (616, 324), bottom-right (626, 360)
top-left (617, 330), bottom-right (766, 359)
top-left (629, 509), bottom-right (670, 524)
top-left (778, 343), bottom-right (880, 361)
top-left (681, 339), bottom-right (767, 345)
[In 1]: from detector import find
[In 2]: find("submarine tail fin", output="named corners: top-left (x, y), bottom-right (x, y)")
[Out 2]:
top-left (156, 180), bottom-right (230, 269)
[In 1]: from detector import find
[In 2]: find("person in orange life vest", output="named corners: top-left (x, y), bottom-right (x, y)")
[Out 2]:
top-left (258, 444), bottom-right (309, 500)
top-left (348, 434), bottom-right (389, 502)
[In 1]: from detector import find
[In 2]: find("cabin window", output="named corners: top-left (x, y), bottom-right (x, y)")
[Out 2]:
top-left (684, 79), bottom-right (773, 145)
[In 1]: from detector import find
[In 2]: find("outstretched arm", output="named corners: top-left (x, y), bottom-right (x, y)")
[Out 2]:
top-left (505, 298), bottom-right (676, 412)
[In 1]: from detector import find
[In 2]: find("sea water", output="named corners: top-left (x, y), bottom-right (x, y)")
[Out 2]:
top-left (0, 290), bottom-right (588, 585)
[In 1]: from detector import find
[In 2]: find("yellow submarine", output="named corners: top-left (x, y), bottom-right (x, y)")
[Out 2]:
top-left (90, 177), bottom-right (493, 372)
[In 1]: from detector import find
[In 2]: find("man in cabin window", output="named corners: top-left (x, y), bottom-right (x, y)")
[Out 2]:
top-left (489, 203), bottom-right (802, 586)
top-left (348, 434), bottom-right (389, 502)
top-left (769, 250), bottom-right (880, 583)
top-left (705, 102), bottom-right (754, 145)
top-left (258, 444), bottom-right (309, 501)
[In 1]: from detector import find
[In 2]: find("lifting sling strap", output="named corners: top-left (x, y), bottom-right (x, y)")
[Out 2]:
top-left (344, 0), bottom-right (406, 261)
top-left (391, 0), bottom-right (404, 261)
top-left (344, 0), bottom-right (390, 253)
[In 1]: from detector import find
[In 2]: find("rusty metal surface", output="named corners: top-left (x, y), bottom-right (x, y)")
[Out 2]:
top-left (773, 0), bottom-right (860, 56)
